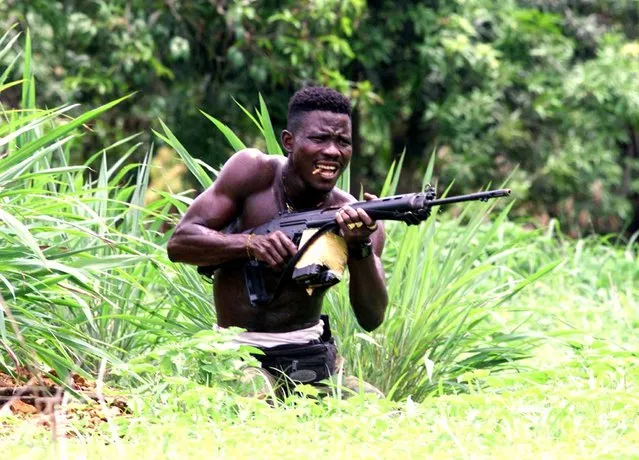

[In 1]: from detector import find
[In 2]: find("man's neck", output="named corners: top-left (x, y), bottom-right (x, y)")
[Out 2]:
top-left (282, 164), bottom-right (331, 210)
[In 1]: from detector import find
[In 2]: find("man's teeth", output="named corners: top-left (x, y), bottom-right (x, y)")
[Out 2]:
top-left (315, 164), bottom-right (337, 172)
top-left (312, 164), bottom-right (338, 175)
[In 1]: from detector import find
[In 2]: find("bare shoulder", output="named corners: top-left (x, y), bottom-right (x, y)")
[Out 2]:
top-left (176, 149), bottom-right (282, 230)
top-left (215, 149), bottom-right (283, 197)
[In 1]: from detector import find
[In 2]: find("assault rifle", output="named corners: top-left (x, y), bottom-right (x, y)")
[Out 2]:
top-left (199, 186), bottom-right (511, 306)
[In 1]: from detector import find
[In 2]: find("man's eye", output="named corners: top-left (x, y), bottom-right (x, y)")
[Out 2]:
top-left (339, 138), bottom-right (351, 146)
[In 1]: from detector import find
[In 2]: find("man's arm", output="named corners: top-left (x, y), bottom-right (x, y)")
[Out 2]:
top-left (167, 149), bottom-right (296, 268)
top-left (335, 193), bottom-right (388, 332)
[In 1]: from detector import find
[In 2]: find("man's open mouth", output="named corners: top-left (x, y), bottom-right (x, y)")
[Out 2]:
top-left (312, 162), bottom-right (339, 179)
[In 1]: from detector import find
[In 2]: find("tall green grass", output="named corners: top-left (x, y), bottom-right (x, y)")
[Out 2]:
top-left (159, 100), bottom-right (557, 400)
top-left (0, 29), bottom-right (187, 380)
top-left (0, 27), bottom-right (558, 400)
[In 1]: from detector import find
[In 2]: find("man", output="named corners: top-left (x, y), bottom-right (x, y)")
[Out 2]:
top-left (167, 87), bottom-right (388, 395)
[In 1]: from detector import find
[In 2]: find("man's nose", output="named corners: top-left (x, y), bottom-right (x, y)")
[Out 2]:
top-left (322, 142), bottom-right (340, 157)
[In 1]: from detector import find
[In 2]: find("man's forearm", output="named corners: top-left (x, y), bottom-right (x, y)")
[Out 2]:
top-left (167, 224), bottom-right (249, 266)
top-left (348, 255), bottom-right (388, 332)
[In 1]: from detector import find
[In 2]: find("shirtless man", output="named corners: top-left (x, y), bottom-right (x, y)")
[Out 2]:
top-left (167, 87), bottom-right (388, 392)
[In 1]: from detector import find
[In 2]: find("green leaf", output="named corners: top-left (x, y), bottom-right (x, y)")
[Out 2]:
top-left (200, 110), bottom-right (246, 152)
top-left (258, 93), bottom-right (284, 155)
top-left (0, 208), bottom-right (46, 262)
top-left (10, 95), bottom-right (132, 161)
top-left (155, 119), bottom-right (213, 188)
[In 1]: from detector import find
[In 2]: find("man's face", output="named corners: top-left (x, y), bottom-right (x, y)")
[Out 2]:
top-left (283, 110), bottom-right (352, 192)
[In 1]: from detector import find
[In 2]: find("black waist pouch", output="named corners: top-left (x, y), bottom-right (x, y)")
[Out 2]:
top-left (255, 316), bottom-right (337, 384)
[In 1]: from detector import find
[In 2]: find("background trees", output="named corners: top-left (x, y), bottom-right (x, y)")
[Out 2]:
top-left (2, 0), bottom-right (638, 235)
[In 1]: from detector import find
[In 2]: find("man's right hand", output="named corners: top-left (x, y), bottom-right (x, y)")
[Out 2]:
top-left (247, 231), bottom-right (297, 269)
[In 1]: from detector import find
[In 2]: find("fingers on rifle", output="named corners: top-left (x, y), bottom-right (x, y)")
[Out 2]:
top-left (342, 206), bottom-right (374, 230)
top-left (252, 235), bottom-right (279, 268)
top-left (356, 208), bottom-right (374, 227)
top-left (260, 233), bottom-right (292, 268)
top-left (364, 192), bottom-right (378, 201)
top-left (271, 234), bottom-right (293, 260)
top-left (340, 205), bottom-right (359, 224)
top-left (335, 210), bottom-right (349, 234)
top-left (274, 231), bottom-right (297, 256)
top-left (267, 247), bottom-right (285, 268)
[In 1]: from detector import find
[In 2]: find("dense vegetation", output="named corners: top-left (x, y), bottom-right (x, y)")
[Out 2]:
top-left (2, 1), bottom-right (639, 234)
top-left (0, 31), bottom-right (547, 397)
top-left (1, 7), bottom-right (638, 456)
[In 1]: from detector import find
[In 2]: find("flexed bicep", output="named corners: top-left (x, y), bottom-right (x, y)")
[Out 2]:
top-left (176, 186), bottom-right (239, 234)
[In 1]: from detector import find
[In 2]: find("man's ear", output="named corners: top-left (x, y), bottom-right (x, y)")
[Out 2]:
top-left (281, 129), bottom-right (293, 157)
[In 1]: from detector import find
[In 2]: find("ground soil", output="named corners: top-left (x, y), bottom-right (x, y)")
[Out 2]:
top-left (0, 367), bottom-right (128, 432)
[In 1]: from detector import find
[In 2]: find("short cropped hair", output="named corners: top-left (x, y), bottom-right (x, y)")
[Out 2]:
top-left (287, 86), bottom-right (352, 132)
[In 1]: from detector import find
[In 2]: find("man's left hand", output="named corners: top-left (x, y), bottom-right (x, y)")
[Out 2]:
top-left (335, 193), bottom-right (379, 245)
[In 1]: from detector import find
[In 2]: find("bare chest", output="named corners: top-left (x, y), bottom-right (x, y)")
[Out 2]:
top-left (236, 185), bottom-right (283, 231)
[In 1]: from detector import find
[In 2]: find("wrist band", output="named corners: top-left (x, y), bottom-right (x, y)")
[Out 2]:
top-left (246, 234), bottom-right (255, 259)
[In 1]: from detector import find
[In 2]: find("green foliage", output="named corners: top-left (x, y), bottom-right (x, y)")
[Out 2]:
top-left (117, 328), bottom-right (264, 414)
top-left (325, 208), bottom-right (557, 400)
top-left (0, 1), bottom-right (368, 168)
top-left (5, 1), bottom-right (639, 234)
top-left (2, 34), bottom-right (639, 453)
top-left (0, 33), bottom-right (186, 378)
top-left (3, 240), bottom-right (639, 456)
top-left (354, 0), bottom-right (639, 234)
top-left (125, 329), bottom-right (259, 385)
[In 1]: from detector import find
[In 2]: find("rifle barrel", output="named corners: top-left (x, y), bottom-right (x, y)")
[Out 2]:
top-left (281, 188), bottom-right (512, 230)
top-left (428, 189), bottom-right (511, 207)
